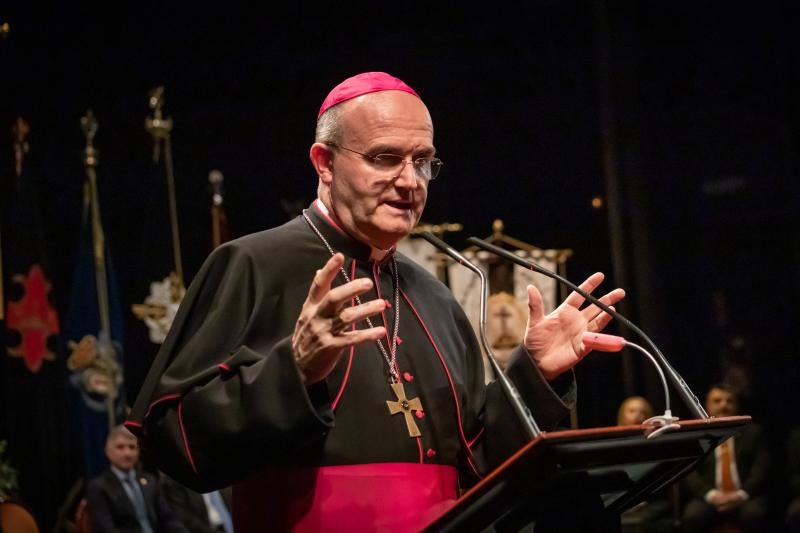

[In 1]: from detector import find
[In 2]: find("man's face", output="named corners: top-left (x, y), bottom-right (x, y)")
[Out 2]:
top-left (705, 387), bottom-right (737, 417)
top-left (324, 91), bottom-right (433, 249)
top-left (106, 435), bottom-right (139, 472)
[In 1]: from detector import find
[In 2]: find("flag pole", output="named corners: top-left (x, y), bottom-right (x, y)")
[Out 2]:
top-left (131, 89), bottom-right (187, 344)
top-left (80, 110), bottom-right (117, 432)
top-left (145, 87), bottom-right (184, 289)
top-left (1, 118), bottom-right (30, 319)
top-left (208, 169), bottom-right (228, 249)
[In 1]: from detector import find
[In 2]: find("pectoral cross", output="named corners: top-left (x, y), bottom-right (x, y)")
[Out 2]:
top-left (387, 382), bottom-right (423, 437)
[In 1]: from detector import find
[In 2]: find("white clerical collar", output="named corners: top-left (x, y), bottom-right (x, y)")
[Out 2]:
top-left (314, 198), bottom-right (393, 262)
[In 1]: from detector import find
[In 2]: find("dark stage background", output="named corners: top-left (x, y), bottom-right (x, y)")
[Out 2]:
top-left (2, 3), bottom-right (799, 530)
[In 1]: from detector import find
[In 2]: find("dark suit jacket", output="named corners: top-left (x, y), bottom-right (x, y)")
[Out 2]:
top-left (86, 469), bottom-right (188, 533)
top-left (161, 475), bottom-right (232, 533)
top-left (682, 423), bottom-right (770, 500)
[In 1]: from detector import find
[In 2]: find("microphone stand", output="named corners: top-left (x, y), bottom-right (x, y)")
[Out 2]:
top-left (420, 232), bottom-right (542, 439)
top-left (466, 236), bottom-right (709, 420)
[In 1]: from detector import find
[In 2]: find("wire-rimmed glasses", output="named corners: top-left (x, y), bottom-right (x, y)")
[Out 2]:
top-left (327, 143), bottom-right (443, 181)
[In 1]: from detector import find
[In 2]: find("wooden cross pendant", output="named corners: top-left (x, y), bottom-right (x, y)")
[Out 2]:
top-left (386, 382), bottom-right (423, 437)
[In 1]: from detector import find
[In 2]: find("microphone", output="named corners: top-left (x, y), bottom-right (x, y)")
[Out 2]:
top-left (465, 236), bottom-right (709, 420)
top-left (583, 332), bottom-right (680, 439)
top-left (419, 231), bottom-right (542, 439)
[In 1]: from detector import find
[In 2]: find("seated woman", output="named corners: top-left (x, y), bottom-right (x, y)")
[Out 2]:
top-left (617, 395), bottom-right (654, 426)
top-left (617, 396), bottom-right (674, 533)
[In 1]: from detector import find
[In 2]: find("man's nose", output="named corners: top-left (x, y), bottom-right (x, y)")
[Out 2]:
top-left (394, 160), bottom-right (420, 189)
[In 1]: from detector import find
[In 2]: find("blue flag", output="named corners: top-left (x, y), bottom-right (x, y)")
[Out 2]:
top-left (63, 181), bottom-right (126, 479)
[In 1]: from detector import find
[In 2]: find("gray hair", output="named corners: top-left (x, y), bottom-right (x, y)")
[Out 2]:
top-left (315, 105), bottom-right (344, 145)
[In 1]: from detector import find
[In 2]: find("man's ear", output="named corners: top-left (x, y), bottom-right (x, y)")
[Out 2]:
top-left (310, 143), bottom-right (334, 185)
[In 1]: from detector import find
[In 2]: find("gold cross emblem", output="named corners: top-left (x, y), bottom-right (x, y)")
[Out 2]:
top-left (387, 382), bottom-right (423, 437)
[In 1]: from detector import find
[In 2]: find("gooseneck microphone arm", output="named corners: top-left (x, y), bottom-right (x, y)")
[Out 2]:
top-left (583, 331), bottom-right (681, 439)
top-left (420, 232), bottom-right (542, 438)
top-left (466, 236), bottom-right (709, 420)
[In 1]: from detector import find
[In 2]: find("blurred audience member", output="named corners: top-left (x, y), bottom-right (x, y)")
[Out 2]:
top-left (86, 425), bottom-right (187, 533)
top-left (161, 475), bottom-right (234, 533)
top-left (680, 384), bottom-right (769, 533)
top-left (617, 396), bottom-right (654, 426)
top-left (617, 396), bottom-right (672, 533)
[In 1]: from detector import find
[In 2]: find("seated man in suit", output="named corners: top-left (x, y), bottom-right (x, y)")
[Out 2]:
top-left (86, 425), bottom-right (187, 533)
top-left (680, 384), bottom-right (770, 533)
top-left (160, 475), bottom-right (234, 533)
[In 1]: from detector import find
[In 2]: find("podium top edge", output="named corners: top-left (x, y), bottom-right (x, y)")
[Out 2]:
top-left (537, 415), bottom-right (752, 444)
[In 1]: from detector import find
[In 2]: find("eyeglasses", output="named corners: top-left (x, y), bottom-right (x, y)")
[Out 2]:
top-left (327, 143), bottom-right (443, 181)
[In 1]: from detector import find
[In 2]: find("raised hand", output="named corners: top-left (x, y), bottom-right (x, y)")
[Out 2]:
top-left (524, 272), bottom-right (625, 380)
top-left (292, 253), bottom-right (387, 384)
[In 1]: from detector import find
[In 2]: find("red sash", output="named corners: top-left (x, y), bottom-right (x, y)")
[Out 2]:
top-left (232, 462), bottom-right (458, 532)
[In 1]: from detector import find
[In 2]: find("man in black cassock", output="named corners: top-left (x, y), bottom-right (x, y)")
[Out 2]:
top-left (127, 72), bottom-right (626, 532)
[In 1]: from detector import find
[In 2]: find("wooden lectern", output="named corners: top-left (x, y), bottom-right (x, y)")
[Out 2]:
top-left (424, 416), bottom-right (751, 532)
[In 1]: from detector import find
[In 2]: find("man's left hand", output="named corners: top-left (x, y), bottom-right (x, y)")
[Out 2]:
top-left (524, 272), bottom-right (625, 380)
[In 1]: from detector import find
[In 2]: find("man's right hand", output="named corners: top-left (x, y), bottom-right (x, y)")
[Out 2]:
top-left (292, 253), bottom-right (387, 384)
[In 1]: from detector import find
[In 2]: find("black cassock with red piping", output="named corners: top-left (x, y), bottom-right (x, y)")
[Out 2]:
top-left (127, 203), bottom-right (574, 518)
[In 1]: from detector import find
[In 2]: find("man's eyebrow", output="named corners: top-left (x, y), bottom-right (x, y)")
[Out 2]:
top-left (367, 144), bottom-right (436, 157)
top-left (366, 144), bottom-right (402, 154)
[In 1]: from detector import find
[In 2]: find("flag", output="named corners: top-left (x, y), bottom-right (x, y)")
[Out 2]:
top-left (0, 117), bottom-right (71, 530)
top-left (64, 174), bottom-right (127, 479)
